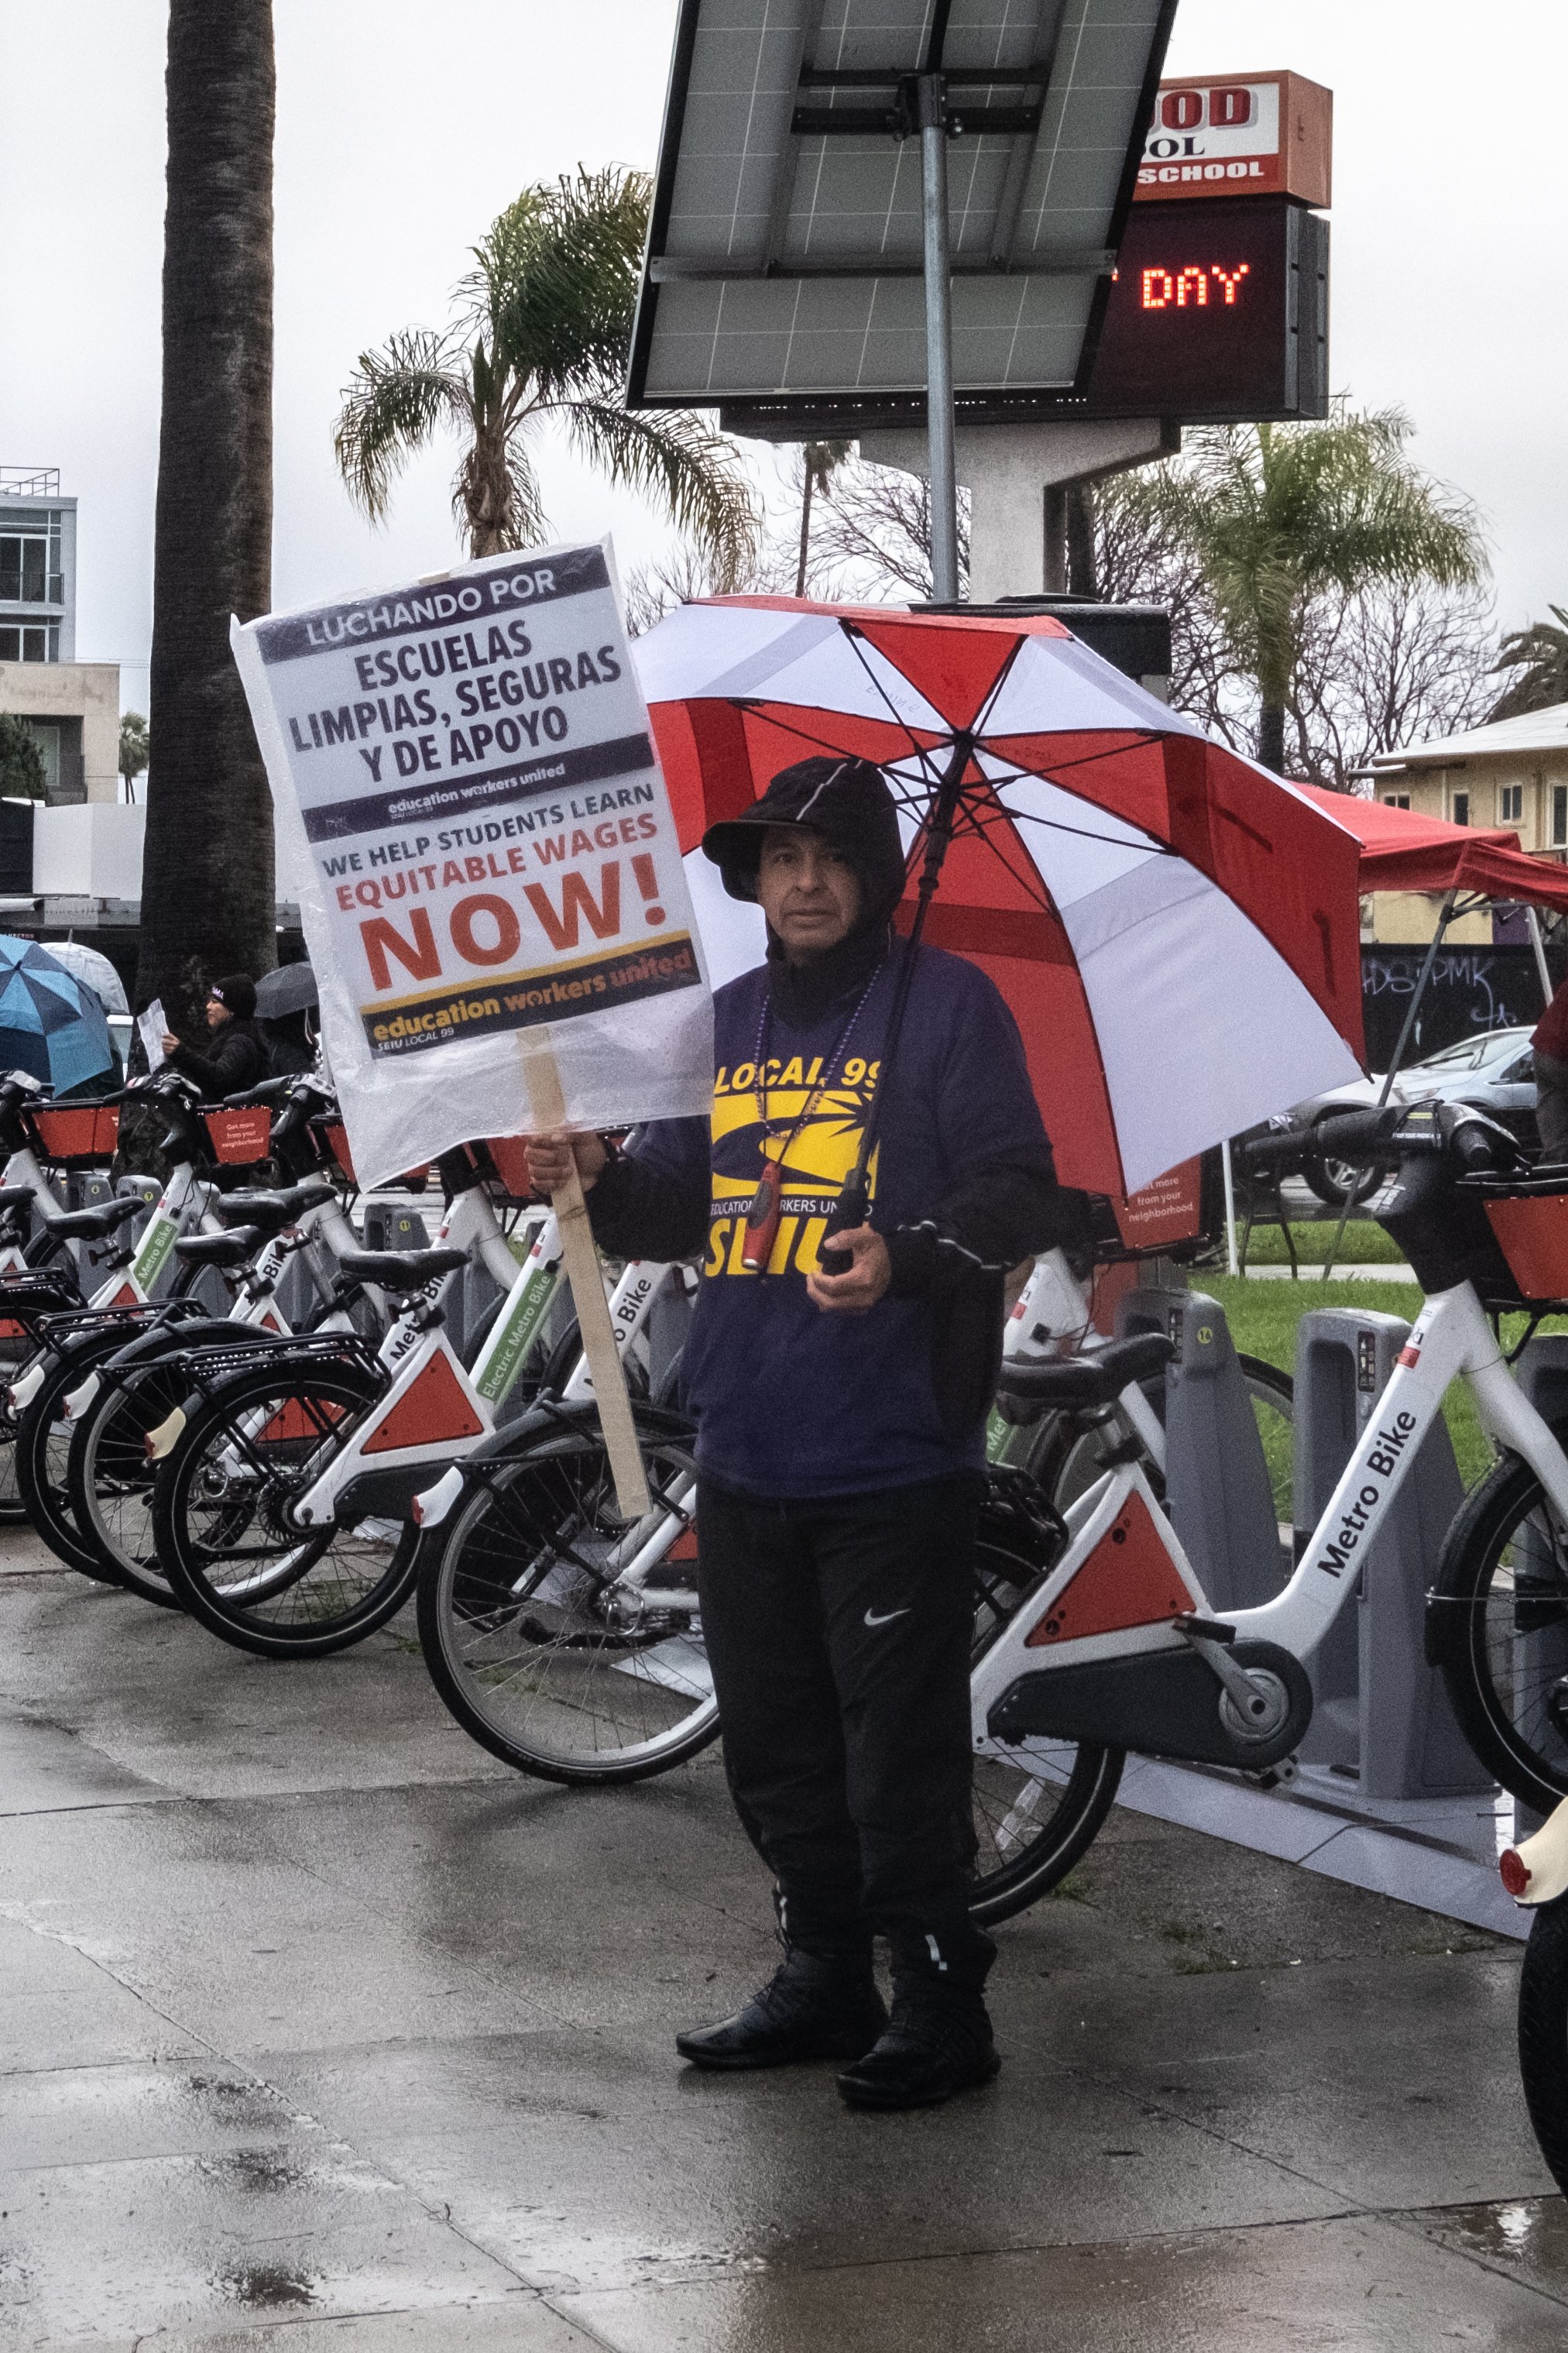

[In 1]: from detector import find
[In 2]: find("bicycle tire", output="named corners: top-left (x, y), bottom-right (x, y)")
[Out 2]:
top-left (0, 1245), bottom-right (76, 1523)
top-left (1030, 1355), bottom-right (1294, 1583)
top-left (1429, 1452), bottom-right (1568, 1810)
top-left (1518, 1893), bottom-right (1568, 2197)
top-left (968, 1525), bottom-right (1124, 1924)
top-left (152, 1358), bottom-right (417, 1657)
top-left (15, 1327), bottom-right (156, 1582)
top-left (415, 1414), bottom-right (721, 1786)
top-left (417, 1412), bottom-right (1124, 1912)
top-left (65, 1321), bottom-right (275, 1606)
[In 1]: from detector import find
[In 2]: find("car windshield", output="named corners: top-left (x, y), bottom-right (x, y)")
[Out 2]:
top-left (1406, 1029), bottom-right (1532, 1076)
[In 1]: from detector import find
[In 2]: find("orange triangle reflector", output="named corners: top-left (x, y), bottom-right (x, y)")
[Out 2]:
top-left (362, 1348), bottom-right (485, 1455)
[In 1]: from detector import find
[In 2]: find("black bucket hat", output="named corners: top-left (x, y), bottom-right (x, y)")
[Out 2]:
top-left (701, 756), bottom-right (907, 922)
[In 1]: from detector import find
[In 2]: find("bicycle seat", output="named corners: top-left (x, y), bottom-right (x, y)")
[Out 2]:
top-left (995, 1331), bottom-right (1174, 1410)
top-left (0, 1185), bottom-right (37, 1214)
top-left (337, 1246), bottom-right (468, 1290)
top-left (175, 1226), bottom-right (259, 1269)
top-left (215, 1179), bottom-right (335, 1235)
top-left (46, 1197), bottom-right (143, 1242)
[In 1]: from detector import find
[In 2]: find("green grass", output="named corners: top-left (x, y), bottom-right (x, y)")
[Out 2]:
top-left (1237, 1218), bottom-right (1404, 1267)
top-left (1204, 1273), bottom-right (1568, 1491)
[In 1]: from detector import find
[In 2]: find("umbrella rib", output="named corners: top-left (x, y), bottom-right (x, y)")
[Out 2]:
top-left (968, 782), bottom-right (1179, 860)
top-left (731, 701), bottom-right (945, 773)
top-left (978, 728), bottom-right (1168, 779)
top-left (838, 623), bottom-right (948, 787)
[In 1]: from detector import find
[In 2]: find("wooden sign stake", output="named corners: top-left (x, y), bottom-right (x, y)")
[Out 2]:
top-left (522, 1036), bottom-right (651, 1520)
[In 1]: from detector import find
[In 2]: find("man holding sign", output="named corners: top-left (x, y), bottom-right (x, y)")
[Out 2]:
top-left (526, 757), bottom-right (1064, 2112)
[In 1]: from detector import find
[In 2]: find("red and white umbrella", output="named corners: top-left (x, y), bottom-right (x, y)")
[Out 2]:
top-left (634, 599), bottom-right (1365, 1201)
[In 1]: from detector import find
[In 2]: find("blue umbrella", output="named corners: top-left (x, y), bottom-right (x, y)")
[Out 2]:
top-left (0, 936), bottom-right (114, 1094)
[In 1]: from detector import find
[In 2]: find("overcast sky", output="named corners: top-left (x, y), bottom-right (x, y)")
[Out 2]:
top-left (2, 0), bottom-right (1563, 714)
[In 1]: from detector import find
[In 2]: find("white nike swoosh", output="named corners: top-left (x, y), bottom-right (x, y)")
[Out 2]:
top-left (863, 1606), bottom-right (911, 1627)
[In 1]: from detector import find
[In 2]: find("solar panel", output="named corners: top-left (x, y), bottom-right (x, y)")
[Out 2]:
top-left (627, 0), bottom-right (1178, 409)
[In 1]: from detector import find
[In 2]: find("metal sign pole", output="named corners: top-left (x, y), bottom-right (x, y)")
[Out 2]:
top-left (917, 73), bottom-right (960, 604)
top-left (1528, 904), bottom-right (1554, 1008)
top-left (1322, 891), bottom-right (1457, 1283)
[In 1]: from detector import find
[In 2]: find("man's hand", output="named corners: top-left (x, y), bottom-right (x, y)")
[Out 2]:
top-left (160, 1032), bottom-right (180, 1056)
top-left (522, 1130), bottom-right (609, 1198)
top-left (806, 1224), bottom-right (890, 1314)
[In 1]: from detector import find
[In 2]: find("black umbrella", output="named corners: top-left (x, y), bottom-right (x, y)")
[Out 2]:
top-left (256, 962), bottom-right (318, 1018)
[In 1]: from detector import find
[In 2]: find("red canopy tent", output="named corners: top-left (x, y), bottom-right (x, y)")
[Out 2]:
top-left (1295, 784), bottom-right (1568, 910)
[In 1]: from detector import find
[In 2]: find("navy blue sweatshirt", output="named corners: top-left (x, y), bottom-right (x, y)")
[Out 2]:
top-left (587, 937), bottom-right (1059, 1498)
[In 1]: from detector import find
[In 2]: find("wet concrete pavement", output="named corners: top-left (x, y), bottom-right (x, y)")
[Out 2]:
top-left (1, 1524), bottom-right (1564, 2349)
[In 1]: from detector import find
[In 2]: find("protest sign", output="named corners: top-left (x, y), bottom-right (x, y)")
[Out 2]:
top-left (231, 540), bottom-right (713, 1192)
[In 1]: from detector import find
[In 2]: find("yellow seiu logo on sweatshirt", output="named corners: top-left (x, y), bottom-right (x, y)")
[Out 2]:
top-left (707, 1055), bottom-right (882, 1280)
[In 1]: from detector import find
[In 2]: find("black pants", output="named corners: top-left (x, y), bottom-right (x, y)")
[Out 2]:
top-left (696, 1474), bottom-right (990, 1977)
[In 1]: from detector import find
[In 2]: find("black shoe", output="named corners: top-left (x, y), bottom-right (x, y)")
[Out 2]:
top-left (676, 1949), bottom-right (887, 2072)
top-left (835, 1987), bottom-right (1000, 2111)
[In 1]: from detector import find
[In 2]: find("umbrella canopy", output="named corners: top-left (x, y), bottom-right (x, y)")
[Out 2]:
top-left (0, 936), bottom-right (115, 1094)
top-left (255, 960), bottom-right (318, 1018)
top-left (1295, 784), bottom-right (1568, 909)
top-left (636, 599), bottom-right (1367, 1201)
top-left (37, 940), bottom-right (129, 1016)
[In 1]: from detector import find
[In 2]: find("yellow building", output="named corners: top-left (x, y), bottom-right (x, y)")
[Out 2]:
top-left (1367, 703), bottom-right (1568, 943)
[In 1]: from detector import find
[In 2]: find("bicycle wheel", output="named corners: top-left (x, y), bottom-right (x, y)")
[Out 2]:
top-left (1518, 1893), bottom-right (1568, 2197)
top-left (65, 1324), bottom-right (267, 1606)
top-left (1430, 1455), bottom-right (1568, 1810)
top-left (416, 1412), bottom-right (720, 1785)
top-left (1033, 1354), bottom-right (1295, 1589)
top-left (0, 1280), bottom-right (68, 1525)
top-left (153, 1359), bottom-right (417, 1657)
top-left (15, 1328), bottom-right (154, 1582)
top-left (968, 1520), bottom-right (1124, 1924)
top-left (1238, 1352), bottom-right (1295, 1573)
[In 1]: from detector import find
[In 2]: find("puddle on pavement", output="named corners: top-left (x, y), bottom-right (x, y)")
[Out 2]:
top-left (1424, 2194), bottom-right (1568, 2265)
top-left (211, 2259), bottom-right (321, 2310)
top-left (200, 2145), bottom-right (311, 2196)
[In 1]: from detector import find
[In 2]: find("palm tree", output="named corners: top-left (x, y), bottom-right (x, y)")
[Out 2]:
top-left (334, 169), bottom-right (757, 581)
top-left (795, 440), bottom-right (851, 596)
top-left (1491, 608), bottom-right (1568, 720)
top-left (138, 0), bottom-right (276, 1020)
top-left (1127, 408), bottom-right (1486, 774)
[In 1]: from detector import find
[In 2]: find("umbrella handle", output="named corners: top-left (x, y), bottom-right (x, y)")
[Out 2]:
top-left (817, 1171), bottom-right (870, 1276)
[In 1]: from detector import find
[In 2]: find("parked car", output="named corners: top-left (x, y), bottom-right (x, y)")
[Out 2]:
top-left (1292, 1026), bottom-right (1540, 1203)
top-left (1236, 1027), bottom-right (1541, 1209)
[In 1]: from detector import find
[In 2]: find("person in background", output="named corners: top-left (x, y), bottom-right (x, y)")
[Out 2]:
top-left (259, 1005), bottom-right (317, 1076)
top-left (525, 756), bottom-right (1064, 2112)
top-left (1534, 974), bottom-right (1568, 1163)
top-left (161, 975), bottom-right (268, 1097)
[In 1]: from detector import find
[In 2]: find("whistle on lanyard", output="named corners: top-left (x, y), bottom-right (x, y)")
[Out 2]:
top-left (741, 1157), bottom-right (783, 1272)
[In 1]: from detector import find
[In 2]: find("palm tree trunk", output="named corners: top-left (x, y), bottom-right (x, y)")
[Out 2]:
top-left (138, 0), bottom-right (276, 1024)
top-left (1257, 699), bottom-right (1287, 773)
top-left (795, 470), bottom-right (815, 598)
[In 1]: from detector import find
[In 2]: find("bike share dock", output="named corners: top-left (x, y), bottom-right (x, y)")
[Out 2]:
top-left (1113, 1287), bottom-right (1525, 1940)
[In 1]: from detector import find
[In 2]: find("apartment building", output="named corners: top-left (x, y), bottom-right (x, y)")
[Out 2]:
top-left (1366, 702), bottom-right (1568, 943)
top-left (0, 469), bottom-right (119, 806)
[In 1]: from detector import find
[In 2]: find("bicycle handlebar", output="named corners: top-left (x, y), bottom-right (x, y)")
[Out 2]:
top-left (1242, 1101), bottom-right (1520, 1180)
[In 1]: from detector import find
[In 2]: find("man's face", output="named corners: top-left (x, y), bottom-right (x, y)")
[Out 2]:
top-left (756, 827), bottom-right (861, 959)
top-left (205, 997), bottom-right (232, 1031)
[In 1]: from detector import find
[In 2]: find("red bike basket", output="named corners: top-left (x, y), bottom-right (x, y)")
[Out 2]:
top-left (484, 1136), bottom-right (534, 1197)
top-left (29, 1104), bottom-right (121, 1164)
top-left (1481, 1183), bottom-right (1568, 1306)
top-left (203, 1105), bottom-right (273, 1164)
top-left (322, 1120), bottom-right (357, 1183)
